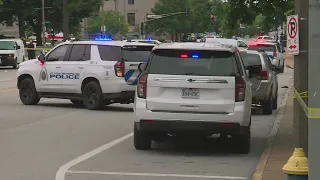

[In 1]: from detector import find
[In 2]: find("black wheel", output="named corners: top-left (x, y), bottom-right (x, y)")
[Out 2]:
top-left (70, 99), bottom-right (83, 107)
top-left (82, 81), bottom-right (105, 110)
top-left (19, 78), bottom-right (40, 105)
top-left (262, 94), bottom-right (273, 115)
top-left (234, 127), bottom-right (251, 154)
top-left (13, 58), bottom-right (18, 69)
top-left (134, 124), bottom-right (151, 150)
top-left (273, 90), bottom-right (278, 110)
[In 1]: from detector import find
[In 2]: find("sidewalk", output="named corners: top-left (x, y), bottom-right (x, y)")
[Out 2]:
top-left (253, 53), bottom-right (295, 180)
top-left (262, 94), bottom-right (294, 180)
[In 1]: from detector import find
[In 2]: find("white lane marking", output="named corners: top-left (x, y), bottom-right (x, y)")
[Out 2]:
top-left (0, 79), bottom-right (13, 82)
top-left (55, 133), bottom-right (133, 180)
top-left (66, 170), bottom-right (248, 180)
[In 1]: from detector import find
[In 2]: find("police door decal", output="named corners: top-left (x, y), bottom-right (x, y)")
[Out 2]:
top-left (49, 72), bottom-right (80, 80)
top-left (124, 70), bottom-right (141, 85)
top-left (39, 67), bottom-right (48, 81)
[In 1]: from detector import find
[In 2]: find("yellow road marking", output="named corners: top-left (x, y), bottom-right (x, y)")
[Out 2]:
top-left (0, 87), bottom-right (17, 93)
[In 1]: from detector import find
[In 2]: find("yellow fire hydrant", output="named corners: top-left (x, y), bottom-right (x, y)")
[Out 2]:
top-left (282, 148), bottom-right (308, 180)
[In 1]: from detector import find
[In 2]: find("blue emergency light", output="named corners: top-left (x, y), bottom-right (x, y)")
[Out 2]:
top-left (93, 35), bottom-right (113, 41)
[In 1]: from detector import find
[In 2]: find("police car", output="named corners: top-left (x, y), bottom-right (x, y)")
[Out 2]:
top-left (123, 38), bottom-right (161, 45)
top-left (16, 40), bottom-right (155, 110)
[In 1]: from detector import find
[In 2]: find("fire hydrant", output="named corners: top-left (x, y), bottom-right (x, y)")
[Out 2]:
top-left (282, 148), bottom-right (308, 180)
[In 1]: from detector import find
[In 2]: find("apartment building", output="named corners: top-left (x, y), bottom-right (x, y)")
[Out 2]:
top-left (103, 0), bottom-right (158, 27)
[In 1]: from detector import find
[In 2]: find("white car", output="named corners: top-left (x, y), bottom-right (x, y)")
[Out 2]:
top-left (204, 38), bottom-right (249, 49)
top-left (17, 40), bottom-right (154, 110)
top-left (0, 38), bottom-right (25, 69)
top-left (133, 42), bottom-right (260, 153)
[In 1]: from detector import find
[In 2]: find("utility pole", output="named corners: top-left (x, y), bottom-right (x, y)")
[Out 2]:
top-left (308, 0), bottom-right (320, 179)
top-left (41, 0), bottom-right (46, 47)
top-left (293, 0), bottom-right (309, 156)
top-left (63, 0), bottom-right (69, 41)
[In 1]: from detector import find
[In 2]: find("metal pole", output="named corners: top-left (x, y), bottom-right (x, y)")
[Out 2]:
top-left (308, 0), bottom-right (320, 179)
top-left (293, 0), bottom-right (309, 156)
top-left (41, 0), bottom-right (46, 47)
top-left (63, 0), bottom-right (69, 41)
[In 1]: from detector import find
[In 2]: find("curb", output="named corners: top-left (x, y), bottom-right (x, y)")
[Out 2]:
top-left (252, 78), bottom-right (293, 180)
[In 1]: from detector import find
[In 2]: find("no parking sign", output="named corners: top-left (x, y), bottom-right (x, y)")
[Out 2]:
top-left (287, 15), bottom-right (299, 55)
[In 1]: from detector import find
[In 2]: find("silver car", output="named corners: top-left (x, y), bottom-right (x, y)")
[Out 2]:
top-left (239, 49), bottom-right (280, 115)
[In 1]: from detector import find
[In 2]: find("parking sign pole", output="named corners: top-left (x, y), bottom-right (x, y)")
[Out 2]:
top-left (308, 0), bottom-right (320, 179)
top-left (292, 0), bottom-right (309, 156)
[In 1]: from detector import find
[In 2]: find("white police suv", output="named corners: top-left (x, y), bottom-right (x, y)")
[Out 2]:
top-left (133, 43), bottom-right (261, 153)
top-left (16, 40), bottom-right (155, 110)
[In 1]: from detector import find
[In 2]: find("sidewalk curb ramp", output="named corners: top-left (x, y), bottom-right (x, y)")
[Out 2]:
top-left (252, 77), bottom-right (293, 180)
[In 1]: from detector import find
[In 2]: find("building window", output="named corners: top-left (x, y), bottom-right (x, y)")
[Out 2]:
top-left (128, 0), bottom-right (134, 5)
top-left (127, 13), bottom-right (135, 26)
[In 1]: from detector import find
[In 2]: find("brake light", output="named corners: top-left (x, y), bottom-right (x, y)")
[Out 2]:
top-left (260, 71), bottom-right (268, 80)
top-left (273, 51), bottom-right (277, 58)
top-left (235, 78), bottom-right (245, 102)
top-left (137, 73), bottom-right (148, 99)
top-left (115, 61), bottom-right (124, 77)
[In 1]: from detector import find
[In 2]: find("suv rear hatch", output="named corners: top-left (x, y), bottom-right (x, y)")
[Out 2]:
top-left (145, 49), bottom-right (239, 113)
top-left (248, 44), bottom-right (276, 59)
top-left (122, 45), bottom-right (154, 85)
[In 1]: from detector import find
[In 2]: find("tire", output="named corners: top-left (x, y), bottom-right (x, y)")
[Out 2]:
top-left (273, 90), bottom-right (278, 110)
top-left (19, 78), bottom-right (40, 105)
top-left (235, 127), bottom-right (251, 154)
top-left (134, 124), bottom-right (151, 150)
top-left (82, 81), bottom-right (105, 110)
top-left (70, 99), bottom-right (83, 107)
top-left (12, 58), bottom-right (18, 69)
top-left (262, 94), bottom-right (273, 115)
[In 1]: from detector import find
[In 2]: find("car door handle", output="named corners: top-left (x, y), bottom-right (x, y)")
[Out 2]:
top-left (78, 67), bottom-right (84, 69)
top-left (56, 66), bottom-right (61, 68)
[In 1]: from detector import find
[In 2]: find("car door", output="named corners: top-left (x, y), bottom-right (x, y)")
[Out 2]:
top-left (60, 44), bottom-right (90, 93)
top-left (123, 45), bottom-right (154, 85)
top-left (239, 51), bottom-right (262, 91)
top-left (263, 53), bottom-right (278, 97)
top-left (38, 44), bottom-right (68, 92)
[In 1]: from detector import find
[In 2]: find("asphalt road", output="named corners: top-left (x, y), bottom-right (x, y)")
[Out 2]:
top-left (0, 66), bottom-right (293, 180)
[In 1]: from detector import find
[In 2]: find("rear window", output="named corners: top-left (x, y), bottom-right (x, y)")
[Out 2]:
top-left (248, 44), bottom-right (276, 52)
top-left (122, 45), bottom-right (153, 62)
top-left (97, 45), bottom-right (121, 61)
top-left (147, 49), bottom-right (239, 76)
top-left (239, 52), bottom-right (262, 67)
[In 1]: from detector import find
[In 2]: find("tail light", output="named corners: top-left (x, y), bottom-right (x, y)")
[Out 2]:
top-left (235, 78), bottom-right (246, 102)
top-left (260, 71), bottom-right (268, 80)
top-left (137, 73), bottom-right (148, 99)
top-left (273, 51), bottom-right (277, 59)
top-left (115, 61), bottom-right (124, 77)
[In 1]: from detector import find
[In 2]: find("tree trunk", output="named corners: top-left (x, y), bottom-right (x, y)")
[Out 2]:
top-left (17, 15), bottom-right (25, 38)
top-left (35, 26), bottom-right (42, 46)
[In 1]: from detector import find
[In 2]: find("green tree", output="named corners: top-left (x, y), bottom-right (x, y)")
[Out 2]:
top-left (146, 0), bottom-right (192, 39)
top-left (87, 11), bottom-right (129, 35)
top-left (0, 0), bottom-right (101, 45)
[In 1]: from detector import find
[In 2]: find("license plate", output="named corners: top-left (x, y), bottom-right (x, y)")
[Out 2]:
top-left (181, 88), bottom-right (200, 99)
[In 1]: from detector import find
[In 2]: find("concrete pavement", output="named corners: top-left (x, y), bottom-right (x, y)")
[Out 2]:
top-left (0, 66), bottom-right (293, 180)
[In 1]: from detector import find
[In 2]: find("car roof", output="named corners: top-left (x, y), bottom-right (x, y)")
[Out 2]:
top-left (62, 40), bottom-right (155, 47)
top-left (0, 39), bottom-right (22, 42)
top-left (153, 42), bottom-right (237, 52)
top-left (239, 49), bottom-right (262, 54)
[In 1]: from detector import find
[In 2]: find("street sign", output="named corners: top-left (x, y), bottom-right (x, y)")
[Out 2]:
top-left (286, 15), bottom-right (299, 55)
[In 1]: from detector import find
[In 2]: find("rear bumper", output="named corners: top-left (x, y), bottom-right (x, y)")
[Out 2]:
top-left (135, 121), bottom-right (246, 135)
top-left (134, 97), bottom-right (251, 127)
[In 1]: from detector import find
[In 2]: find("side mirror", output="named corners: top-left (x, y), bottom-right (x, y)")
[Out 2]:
top-left (247, 66), bottom-right (261, 78)
top-left (16, 46), bottom-right (21, 49)
top-left (38, 52), bottom-right (45, 62)
top-left (138, 63), bottom-right (146, 72)
top-left (272, 65), bottom-right (282, 73)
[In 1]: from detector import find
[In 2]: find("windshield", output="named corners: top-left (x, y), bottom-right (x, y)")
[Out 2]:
top-left (148, 49), bottom-right (238, 76)
top-left (248, 44), bottom-right (276, 52)
top-left (0, 41), bottom-right (15, 50)
top-left (240, 52), bottom-right (262, 68)
top-left (122, 45), bottom-right (153, 62)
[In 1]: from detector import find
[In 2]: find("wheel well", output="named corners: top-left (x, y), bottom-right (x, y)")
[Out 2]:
top-left (17, 74), bottom-right (33, 89)
top-left (81, 77), bottom-right (100, 91)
